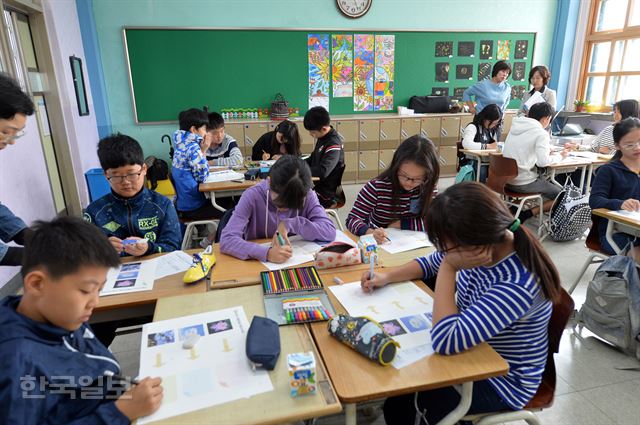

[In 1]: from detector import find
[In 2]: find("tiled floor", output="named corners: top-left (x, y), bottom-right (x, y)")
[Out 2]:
top-left (111, 179), bottom-right (640, 425)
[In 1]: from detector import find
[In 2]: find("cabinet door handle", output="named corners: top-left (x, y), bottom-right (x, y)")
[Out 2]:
top-left (245, 137), bottom-right (254, 145)
top-left (359, 161), bottom-right (366, 169)
top-left (439, 155), bottom-right (446, 165)
top-left (420, 129), bottom-right (428, 137)
top-left (360, 131), bottom-right (367, 140)
top-left (379, 160), bottom-right (386, 168)
top-left (380, 130), bottom-right (387, 139)
top-left (401, 129), bottom-right (408, 138)
top-left (441, 128), bottom-right (448, 137)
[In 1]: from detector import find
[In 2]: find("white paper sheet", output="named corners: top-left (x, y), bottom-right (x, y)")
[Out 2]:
top-left (522, 90), bottom-right (545, 111)
top-left (101, 259), bottom-right (157, 296)
top-left (609, 210), bottom-right (640, 222)
top-left (152, 251), bottom-right (194, 280)
top-left (379, 228), bottom-right (432, 254)
top-left (259, 230), bottom-right (356, 271)
top-left (205, 170), bottom-right (246, 183)
top-left (138, 306), bottom-right (273, 424)
top-left (329, 281), bottom-right (435, 368)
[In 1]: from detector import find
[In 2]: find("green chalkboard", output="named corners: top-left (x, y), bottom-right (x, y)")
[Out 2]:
top-left (124, 28), bottom-right (536, 123)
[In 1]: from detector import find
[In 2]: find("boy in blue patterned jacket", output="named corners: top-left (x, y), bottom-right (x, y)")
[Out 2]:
top-left (84, 134), bottom-right (181, 256)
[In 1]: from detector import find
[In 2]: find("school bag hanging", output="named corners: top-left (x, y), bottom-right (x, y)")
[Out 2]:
top-left (547, 180), bottom-right (591, 241)
top-left (270, 93), bottom-right (290, 121)
top-left (576, 244), bottom-right (640, 362)
top-left (454, 164), bottom-right (476, 184)
top-left (161, 134), bottom-right (174, 160)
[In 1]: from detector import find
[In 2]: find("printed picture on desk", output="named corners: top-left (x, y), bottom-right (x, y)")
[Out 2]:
top-left (435, 62), bottom-right (450, 82)
top-left (478, 62), bottom-right (491, 81)
top-left (400, 314), bottom-right (431, 332)
top-left (379, 319), bottom-right (407, 336)
top-left (456, 64), bottom-right (473, 80)
top-left (431, 87), bottom-right (449, 96)
top-left (147, 330), bottom-right (176, 347)
top-left (453, 87), bottom-right (468, 100)
top-left (114, 279), bottom-right (135, 288)
top-left (179, 324), bottom-right (205, 341)
top-left (515, 40), bottom-right (529, 59)
top-left (457, 41), bottom-right (475, 57)
top-left (497, 40), bottom-right (511, 60)
top-left (331, 34), bottom-right (353, 98)
top-left (207, 319), bottom-right (233, 334)
top-left (120, 262), bottom-right (141, 272)
top-left (354, 34), bottom-right (375, 111)
top-left (511, 85), bottom-right (526, 100)
top-left (435, 41), bottom-right (453, 57)
top-left (512, 62), bottom-right (526, 81)
top-left (116, 271), bottom-right (139, 280)
top-left (308, 33), bottom-right (330, 111)
top-left (479, 40), bottom-right (493, 60)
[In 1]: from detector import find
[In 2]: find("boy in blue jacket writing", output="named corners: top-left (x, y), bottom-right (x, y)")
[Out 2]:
top-left (84, 134), bottom-right (181, 256)
top-left (0, 217), bottom-right (163, 423)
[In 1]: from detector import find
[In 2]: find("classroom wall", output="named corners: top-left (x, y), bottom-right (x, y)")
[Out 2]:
top-left (87, 0), bottom-right (559, 163)
top-left (42, 0), bottom-right (101, 207)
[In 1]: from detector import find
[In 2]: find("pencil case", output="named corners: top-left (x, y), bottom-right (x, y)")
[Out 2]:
top-left (328, 314), bottom-right (399, 366)
top-left (314, 242), bottom-right (361, 270)
top-left (246, 316), bottom-right (281, 370)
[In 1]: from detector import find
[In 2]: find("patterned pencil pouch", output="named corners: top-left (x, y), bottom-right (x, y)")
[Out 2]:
top-left (327, 314), bottom-right (400, 366)
top-left (314, 242), bottom-right (361, 270)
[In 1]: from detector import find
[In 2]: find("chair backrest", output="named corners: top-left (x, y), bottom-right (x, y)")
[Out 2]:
top-left (330, 164), bottom-right (347, 209)
top-left (526, 288), bottom-right (575, 409)
top-left (486, 154), bottom-right (518, 195)
top-left (586, 215), bottom-right (603, 252)
top-left (456, 141), bottom-right (464, 172)
top-left (214, 206), bottom-right (235, 243)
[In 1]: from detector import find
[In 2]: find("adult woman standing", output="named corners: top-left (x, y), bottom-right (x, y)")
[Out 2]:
top-left (463, 60), bottom-right (512, 115)
top-left (518, 65), bottom-right (557, 115)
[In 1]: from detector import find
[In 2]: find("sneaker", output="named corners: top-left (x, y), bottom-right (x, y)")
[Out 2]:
top-left (183, 245), bottom-right (216, 284)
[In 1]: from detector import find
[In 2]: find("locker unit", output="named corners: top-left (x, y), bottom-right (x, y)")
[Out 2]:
top-left (440, 116), bottom-right (461, 146)
top-left (400, 118), bottom-right (421, 140)
top-left (378, 149), bottom-right (395, 173)
top-left (343, 151), bottom-right (359, 183)
top-left (224, 123), bottom-right (245, 157)
top-left (357, 150), bottom-right (379, 182)
top-left (359, 120), bottom-right (380, 151)
top-left (336, 120), bottom-right (359, 152)
top-left (243, 123), bottom-right (269, 157)
top-left (379, 118), bottom-right (401, 149)
top-left (420, 117), bottom-right (441, 144)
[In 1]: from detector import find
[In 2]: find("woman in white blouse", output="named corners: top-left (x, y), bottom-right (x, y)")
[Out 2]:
top-left (518, 65), bottom-right (556, 116)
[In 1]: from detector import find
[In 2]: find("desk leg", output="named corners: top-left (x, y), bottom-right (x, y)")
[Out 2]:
top-left (548, 168), bottom-right (562, 188)
top-left (579, 165), bottom-right (587, 193)
top-left (345, 403), bottom-right (357, 425)
top-left (606, 220), bottom-right (622, 254)
top-left (209, 192), bottom-right (227, 213)
top-left (437, 381), bottom-right (473, 425)
top-left (476, 160), bottom-right (481, 182)
top-left (585, 164), bottom-right (594, 194)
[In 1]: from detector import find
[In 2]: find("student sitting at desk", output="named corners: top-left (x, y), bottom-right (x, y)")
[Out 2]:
top-left (589, 117), bottom-right (640, 254)
top-left (220, 155), bottom-right (335, 263)
top-left (591, 99), bottom-right (639, 154)
top-left (0, 73), bottom-right (34, 266)
top-left (362, 182), bottom-right (561, 425)
top-left (502, 102), bottom-right (566, 222)
top-left (460, 103), bottom-right (502, 182)
top-left (251, 119), bottom-right (301, 161)
top-left (0, 217), bottom-right (163, 424)
top-left (303, 106), bottom-right (345, 208)
top-left (84, 134), bottom-right (181, 256)
top-left (346, 135), bottom-right (439, 244)
top-left (205, 112), bottom-right (243, 167)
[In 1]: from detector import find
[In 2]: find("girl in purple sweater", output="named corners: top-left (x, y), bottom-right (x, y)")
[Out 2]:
top-left (220, 155), bottom-right (336, 263)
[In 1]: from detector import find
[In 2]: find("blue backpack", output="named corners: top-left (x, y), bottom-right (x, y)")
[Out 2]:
top-left (455, 164), bottom-right (476, 183)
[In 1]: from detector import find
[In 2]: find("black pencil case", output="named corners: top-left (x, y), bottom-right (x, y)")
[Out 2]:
top-left (246, 316), bottom-right (280, 370)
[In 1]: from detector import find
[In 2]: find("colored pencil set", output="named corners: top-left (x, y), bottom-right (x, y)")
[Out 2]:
top-left (282, 296), bottom-right (332, 324)
top-left (261, 266), bottom-right (323, 294)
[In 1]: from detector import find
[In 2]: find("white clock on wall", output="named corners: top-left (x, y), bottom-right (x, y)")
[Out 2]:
top-left (336, 0), bottom-right (373, 18)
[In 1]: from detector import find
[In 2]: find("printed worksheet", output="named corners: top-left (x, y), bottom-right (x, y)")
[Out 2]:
top-left (100, 260), bottom-right (156, 296)
top-left (609, 209), bottom-right (640, 222)
top-left (152, 250), bottom-right (194, 280)
top-left (138, 306), bottom-right (273, 424)
top-left (329, 281), bottom-right (434, 368)
top-left (204, 170), bottom-right (245, 183)
top-left (379, 228), bottom-right (432, 254)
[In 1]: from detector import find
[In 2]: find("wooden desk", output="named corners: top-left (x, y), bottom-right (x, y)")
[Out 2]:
top-left (460, 149), bottom-right (499, 182)
top-left (593, 208), bottom-right (640, 253)
top-left (152, 286), bottom-right (342, 424)
top-left (377, 245), bottom-right (435, 268)
top-left (199, 179), bottom-right (258, 212)
top-left (91, 250), bottom-right (206, 323)
top-left (310, 269), bottom-right (509, 425)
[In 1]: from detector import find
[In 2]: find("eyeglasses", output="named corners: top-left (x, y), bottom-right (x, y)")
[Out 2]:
top-left (398, 172), bottom-right (426, 185)
top-left (107, 168), bottom-right (143, 184)
top-left (620, 142), bottom-right (640, 150)
top-left (0, 129), bottom-right (26, 141)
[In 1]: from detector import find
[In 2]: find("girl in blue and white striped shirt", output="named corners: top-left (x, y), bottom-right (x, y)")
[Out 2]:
top-left (361, 182), bottom-right (561, 424)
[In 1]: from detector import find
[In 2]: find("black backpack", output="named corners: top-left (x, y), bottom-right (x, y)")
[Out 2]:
top-left (408, 96), bottom-right (450, 113)
top-left (547, 181), bottom-right (591, 241)
top-left (145, 156), bottom-right (169, 191)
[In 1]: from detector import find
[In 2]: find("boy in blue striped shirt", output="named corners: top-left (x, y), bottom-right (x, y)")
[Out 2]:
top-left (362, 182), bottom-right (561, 424)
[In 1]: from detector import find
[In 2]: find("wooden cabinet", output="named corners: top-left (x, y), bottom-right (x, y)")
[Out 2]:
top-left (379, 118), bottom-right (401, 149)
top-left (225, 123), bottom-right (245, 157)
top-left (438, 146), bottom-right (458, 175)
top-left (459, 114), bottom-right (473, 138)
top-left (343, 151), bottom-right (358, 183)
top-left (440, 116), bottom-right (461, 146)
top-left (243, 123), bottom-right (269, 157)
top-left (297, 123), bottom-right (315, 154)
top-left (378, 149), bottom-right (395, 173)
top-left (358, 150), bottom-right (379, 182)
top-left (336, 120), bottom-right (359, 152)
top-left (359, 120), bottom-right (380, 151)
top-left (501, 111), bottom-right (517, 139)
top-left (420, 117), bottom-right (441, 144)
top-left (400, 118), bottom-right (421, 140)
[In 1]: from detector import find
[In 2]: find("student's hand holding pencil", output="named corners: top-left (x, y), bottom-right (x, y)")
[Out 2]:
top-left (268, 227), bottom-right (292, 263)
top-left (115, 376), bottom-right (163, 420)
top-left (370, 228), bottom-right (389, 245)
top-left (262, 151), bottom-right (271, 160)
top-left (360, 270), bottom-right (389, 293)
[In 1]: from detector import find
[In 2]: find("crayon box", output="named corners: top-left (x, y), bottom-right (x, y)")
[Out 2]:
top-left (288, 352), bottom-right (317, 397)
top-left (358, 234), bottom-right (378, 264)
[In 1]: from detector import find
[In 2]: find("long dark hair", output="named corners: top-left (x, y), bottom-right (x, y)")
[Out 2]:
top-left (378, 135), bottom-right (440, 218)
top-left (426, 182), bottom-right (561, 302)
top-left (472, 104), bottom-right (502, 128)
top-left (270, 120), bottom-right (301, 156)
top-left (269, 155), bottom-right (312, 210)
top-left (612, 117), bottom-right (640, 160)
top-left (615, 99), bottom-right (640, 121)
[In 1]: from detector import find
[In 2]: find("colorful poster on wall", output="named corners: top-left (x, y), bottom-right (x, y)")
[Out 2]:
top-left (497, 40), bottom-right (511, 60)
top-left (308, 33), bottom-right (330, 110)
top-left (331, 35), bottom-right (353, 98)
top-left (374, 34), bottom-right (395, 111)
top-left (354, 34), bottom-right (374, 111)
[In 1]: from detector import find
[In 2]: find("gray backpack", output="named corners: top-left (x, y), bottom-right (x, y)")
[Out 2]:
top-left (577, 250), bottom-right (640, 360)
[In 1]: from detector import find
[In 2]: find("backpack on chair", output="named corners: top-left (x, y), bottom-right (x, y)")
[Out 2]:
top-left (577, 245), bottom-right (640, 361)
top-left (547, 180), bottom-right (591, 241)
top-left (145, 156), bottom-right (170, 191)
